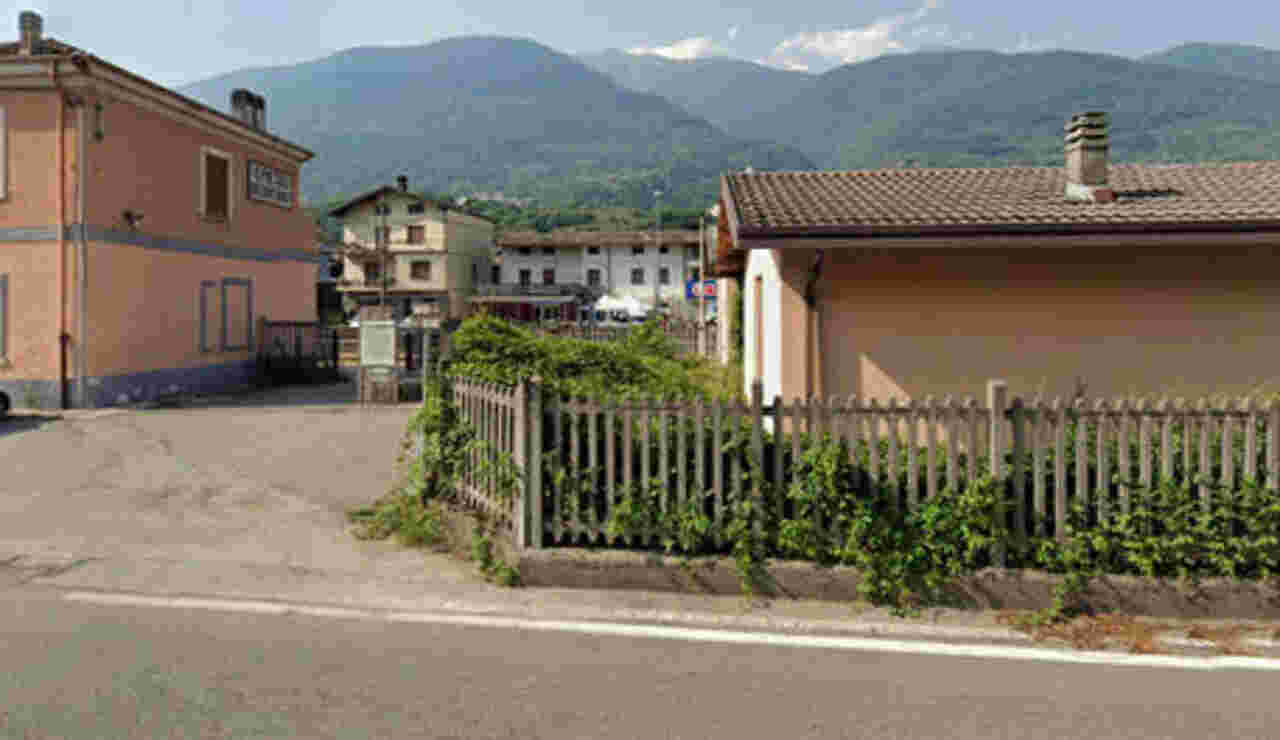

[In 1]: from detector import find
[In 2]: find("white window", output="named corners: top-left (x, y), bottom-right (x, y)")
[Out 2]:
top-left (586, 269), bottom-right (601, 287)
top-left (630, 268), bottom-right (645, 286)
top-left (200, 147), bottom-right (233, 221)
top-left (519, 269), bottom-right (531, 287)
top-left (659, 267), bottom-right (671, 285)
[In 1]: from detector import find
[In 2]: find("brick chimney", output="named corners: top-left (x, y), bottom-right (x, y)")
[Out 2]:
top-left (229, 89), bottom-right (266, 130)
top-left (1064, 111), bottom-right (1114, 203)
top-left (18, 11), bottom-right (42, 55)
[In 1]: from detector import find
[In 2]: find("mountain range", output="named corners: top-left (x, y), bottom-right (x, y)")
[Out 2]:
top-left (179, 38), bottom-right (812, 209)
top-left (179, 40), bottom-right (1280, 208)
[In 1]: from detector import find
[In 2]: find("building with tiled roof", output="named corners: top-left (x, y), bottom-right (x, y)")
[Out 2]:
top-left (718, 112), bottom-right (1280, 404)
top-left (0, 12), bottom-right (322, 410)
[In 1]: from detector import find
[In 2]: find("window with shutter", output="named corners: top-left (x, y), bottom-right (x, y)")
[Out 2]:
top-left (202, 149), bottom-right (231, 220)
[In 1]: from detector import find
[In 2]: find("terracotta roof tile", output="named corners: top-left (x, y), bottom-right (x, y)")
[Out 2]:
top-left (724, 162), bottom-right (1280, 237)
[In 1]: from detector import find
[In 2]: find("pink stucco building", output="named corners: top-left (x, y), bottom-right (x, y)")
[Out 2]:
top-left (0, 12), bottom-right (321, 410)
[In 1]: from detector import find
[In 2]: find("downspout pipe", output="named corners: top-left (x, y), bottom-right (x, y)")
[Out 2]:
top-left (53, 61), bottom-right (68, 409)
top-left (71, 53), bottom-right (90, 408)
top-left (804, 249), bottom-right (825, 399)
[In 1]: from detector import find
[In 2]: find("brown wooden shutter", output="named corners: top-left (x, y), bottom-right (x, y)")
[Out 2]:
top-left (205, 154), bottom-right (229, 219)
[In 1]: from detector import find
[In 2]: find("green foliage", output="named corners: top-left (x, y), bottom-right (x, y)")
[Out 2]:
top-left (597, 421), bottom-right (1280, 619)
top-left (728, 278), bottom-right (744, 366)
top-left (469, 523), bottom-right (523, 586)
top-left (837, 478), bottom-right (1008, 614)
top-left (447, 315), bottom-right (707, 399)
top-left (348, 494), bottom-right (444, 548)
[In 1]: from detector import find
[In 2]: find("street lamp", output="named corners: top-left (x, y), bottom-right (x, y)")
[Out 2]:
top-left (653, 189), bottom-right (662, 315)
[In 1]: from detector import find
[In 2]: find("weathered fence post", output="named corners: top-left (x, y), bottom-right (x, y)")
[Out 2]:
top-left (1009, 396), bottom-right (1027, 547)
top-left (512, 378), bottom-right (531, 548)
top-left (987, 379), bottom-right (1009, 567)
top-left (1268, 399), bottom-right (1280, 491)
top-left (751, 379), bottom-right (765, 535)
top-left (526, 376), bottom-right (544, 548)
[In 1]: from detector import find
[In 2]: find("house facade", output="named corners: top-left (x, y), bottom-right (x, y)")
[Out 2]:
top-left (331, 182), bottom-right (495, 326)
top-left (0, 12), bottom-right (321, 410)
top-left (495, 230), bottom-right (701, 313)
top-left (721, 112), bottom-right (1280, 403)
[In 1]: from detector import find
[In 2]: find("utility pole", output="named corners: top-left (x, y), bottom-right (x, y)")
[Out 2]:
top-left (378, 192), bottom-right (389, 310)
top-left (698, 213), bottom-right (706, 355)
top-left (653, 189), bottom-right (662, 315)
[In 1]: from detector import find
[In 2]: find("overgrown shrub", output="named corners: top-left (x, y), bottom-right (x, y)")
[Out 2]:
top-left (446, 314), bottom-right (715, 399)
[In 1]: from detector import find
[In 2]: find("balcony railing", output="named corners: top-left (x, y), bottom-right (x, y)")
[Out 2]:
top-left (474, 282), bottom-right (597, 298)
top-left (337, 277), bottom-right (397, 289)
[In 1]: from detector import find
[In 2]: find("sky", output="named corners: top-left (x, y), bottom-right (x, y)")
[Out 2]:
top-left (8, 0), bottom-right (1280, 87)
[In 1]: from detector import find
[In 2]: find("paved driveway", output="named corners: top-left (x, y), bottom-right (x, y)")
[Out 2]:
top-left (0, 383), bottom-right (479, 588)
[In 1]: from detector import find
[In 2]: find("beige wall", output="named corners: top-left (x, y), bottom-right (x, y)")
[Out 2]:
top-left (811, 244), bottom-right (1280, 403)
top-left (86, 240), bottom-right (315, 377)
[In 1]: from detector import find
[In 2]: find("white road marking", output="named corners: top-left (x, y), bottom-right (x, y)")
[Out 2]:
top-left (64, 591), bottom-right (1280, 672)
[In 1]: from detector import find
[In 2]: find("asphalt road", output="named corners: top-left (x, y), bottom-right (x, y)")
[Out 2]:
top-left (1, 586), bottom-right (1276, 740)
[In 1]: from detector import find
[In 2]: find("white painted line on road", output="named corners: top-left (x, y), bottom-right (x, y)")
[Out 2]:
top-left (64, 591), bottom-right (1280, 672)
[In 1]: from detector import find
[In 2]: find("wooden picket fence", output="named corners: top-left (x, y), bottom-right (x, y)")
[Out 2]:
top-left (443, 376), bottom-right (1280, 552)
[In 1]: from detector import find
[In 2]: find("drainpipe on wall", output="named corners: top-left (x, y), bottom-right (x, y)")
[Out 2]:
top-left (53, 61), bottom-right (68, 409)
top-left (804, 249), bottom-right (825, 400)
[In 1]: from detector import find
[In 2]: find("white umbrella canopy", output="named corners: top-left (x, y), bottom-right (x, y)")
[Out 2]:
top-left (592, 295), bottom-right (651, 317)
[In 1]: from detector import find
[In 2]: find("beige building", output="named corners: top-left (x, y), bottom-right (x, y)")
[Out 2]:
top-left (330, 179), bottom-right (495, 325)
top-left (718, 112), bottom-right (1280, 404)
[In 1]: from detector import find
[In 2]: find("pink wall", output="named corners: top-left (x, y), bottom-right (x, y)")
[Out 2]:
top-left (1, 83), bottom-right (316, 395)
top-left (84, 90), bottom-right (312, 251)
top-left (86, 241), bottom-right (315, 377)
top-left (0, 242), bottom-right (60, 380)
top-left (0, 89), bottom-right (77, 227)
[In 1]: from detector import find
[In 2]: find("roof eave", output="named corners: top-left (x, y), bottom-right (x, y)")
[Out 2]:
top-left (735, 221), bottom-right (1280, 243)
top-left (12, 41), bottom-right (314, 162)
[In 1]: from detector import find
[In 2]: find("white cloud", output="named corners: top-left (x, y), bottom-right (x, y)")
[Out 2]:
top-left (1008, 34), bottom-right (1066, 53)
top-left (762, 0), bottom-right (958, 71)
top-left (756, 57), bottom-right (810, 72)
top-left (727, 26), bottom-right (739, 41)
top-left (627, 36), bottom-right (728, 61)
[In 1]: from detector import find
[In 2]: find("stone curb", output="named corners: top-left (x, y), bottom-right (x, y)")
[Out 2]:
top-left (511, 547), bottom-right (1280, 621)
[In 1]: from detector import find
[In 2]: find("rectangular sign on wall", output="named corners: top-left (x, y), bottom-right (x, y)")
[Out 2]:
top-left (686, 279), bottom-right (718, 300)
top-left (360, 321), bottom-right (398, 367)
top-left (247, 159), bottom-right (294, 208)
